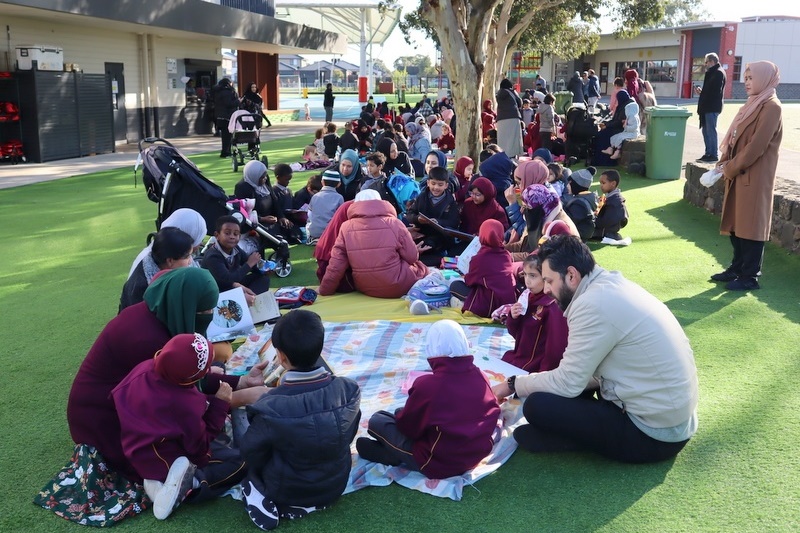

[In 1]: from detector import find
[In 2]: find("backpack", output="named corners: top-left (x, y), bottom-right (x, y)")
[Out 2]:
top-left (564, 196), bottom-right (596, 242)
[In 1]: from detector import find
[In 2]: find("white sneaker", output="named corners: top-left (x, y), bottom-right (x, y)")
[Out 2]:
top-left (146, 456), bottom-right (197, 520)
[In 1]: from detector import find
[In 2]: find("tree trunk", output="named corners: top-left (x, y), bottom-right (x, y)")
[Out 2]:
top-left (422, 0), bottom-right (499, 165)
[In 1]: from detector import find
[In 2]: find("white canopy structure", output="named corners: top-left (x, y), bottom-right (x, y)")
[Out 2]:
top-left (274, 0), bottom-right (402, 100)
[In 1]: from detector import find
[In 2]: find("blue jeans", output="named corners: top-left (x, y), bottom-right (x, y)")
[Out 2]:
top-left (701, 112), bottom-right (719, 157)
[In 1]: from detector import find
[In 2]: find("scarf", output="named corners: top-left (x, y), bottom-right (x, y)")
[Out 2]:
top-left (127, 208), bottom-right (206, 279)
top-left (720, 61), bottom-right (781, 154)
top-left (143, 268), bottom-right (219, 336)
top-left (339, 149), bottom-right (361, 186)
top-left (460, 177), bottom-right (507, 235)
top-left (425, 319), bottom-right (470, 359)
top-left (243, 160), bottom-right (270, 197)
top-left (514, 159), bottom-right (549, 190)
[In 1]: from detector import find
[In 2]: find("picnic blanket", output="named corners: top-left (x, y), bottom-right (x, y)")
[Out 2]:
top-left (227, 320), bottom-right (526, 501)
top-left (300, 291), bottom-right (494, 325)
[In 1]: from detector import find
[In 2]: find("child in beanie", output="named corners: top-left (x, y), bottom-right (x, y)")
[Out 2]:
top-left (356, 320), bottom-right (501, 479)
top-left (112, 334), bottom-right (244, 520)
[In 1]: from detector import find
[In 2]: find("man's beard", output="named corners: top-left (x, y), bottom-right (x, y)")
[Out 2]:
top-left (555, 284), bottom-right (576, 312)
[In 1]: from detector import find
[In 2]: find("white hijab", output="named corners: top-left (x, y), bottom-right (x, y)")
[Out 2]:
top-left (354, 189), bottom-right (381, 202)
top-left (127, 208), bottom-right (206, 279)
top-left (425, 319), bottom-right (470, 359)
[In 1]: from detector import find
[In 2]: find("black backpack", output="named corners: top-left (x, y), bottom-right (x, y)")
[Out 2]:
top-left (564, 195), bottom-right (596, 242)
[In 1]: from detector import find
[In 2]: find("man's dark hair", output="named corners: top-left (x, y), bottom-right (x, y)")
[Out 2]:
top-left (427, 166), bottom-right (449, 183)
top-left (271, 309), bottom-right (324, 369)
top-left (215, 214), bottom-right (240, 233)
top-left (538, 234), bottom-right (596, 278)
top-left (273, 163), bottom-right (292, 178)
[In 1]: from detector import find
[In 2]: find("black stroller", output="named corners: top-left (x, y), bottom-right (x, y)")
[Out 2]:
top-left (134, 137), bottom-right (292, 277)
top-left (564, 104), bottom-right (599, 167)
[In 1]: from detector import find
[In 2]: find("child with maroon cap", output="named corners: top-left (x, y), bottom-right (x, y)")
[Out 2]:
top-left (112, 333), bottom-right (245, 520)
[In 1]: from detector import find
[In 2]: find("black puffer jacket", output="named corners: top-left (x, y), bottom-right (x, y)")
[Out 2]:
top-left (242, 372), bottom-right (361, 507)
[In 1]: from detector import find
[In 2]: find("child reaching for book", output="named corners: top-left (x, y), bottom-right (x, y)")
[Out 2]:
top-left (356, 319), bottom-right (501, 479)
top-left (592, 169), bottom-right (629, 241)
top-left (241, 310), bottom-right (361, 531)
top-left (449, 219), bottom-right (516, 318)
top-left (493, 253), bottom-right (568, 373)
top-left (406, 166), bottom-right (460, 265)
top-left (202, 215), bottom-right (271, 295)
top-left (111, 333), bottom-right (245, 520)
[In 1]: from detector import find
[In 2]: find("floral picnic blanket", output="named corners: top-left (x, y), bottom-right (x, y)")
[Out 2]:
top-left (227, 320), bottom-right (526, 501)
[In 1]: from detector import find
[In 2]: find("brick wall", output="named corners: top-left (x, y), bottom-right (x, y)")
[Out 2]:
top-left (683, 162), bottom-right (800, 254)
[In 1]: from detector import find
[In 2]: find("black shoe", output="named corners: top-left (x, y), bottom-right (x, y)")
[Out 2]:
top-left (220, 153), bottom-right (231, 158)
top-left (355, 437), bottom-right (401, 466)
top-left (697, 155), bottom-right (718, 162)
top-left (710, 269), bottom-right (738, 282)
top-left (725, 277), bottom-right (760, 291)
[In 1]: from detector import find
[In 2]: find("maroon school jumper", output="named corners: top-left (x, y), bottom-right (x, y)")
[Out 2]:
top-left (502, 291), bottom-right (569, 373)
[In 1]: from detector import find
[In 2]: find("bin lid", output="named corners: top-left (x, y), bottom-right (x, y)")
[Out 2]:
top-left (645, 105), bottom-right (692, 117)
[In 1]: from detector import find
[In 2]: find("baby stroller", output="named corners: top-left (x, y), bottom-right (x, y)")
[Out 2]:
top-left (565, 103), bottom-right (598, 167)
top-left (134, 137), bottom-right (292, 277)
top-left (228, 110), bottom-right (265, 173)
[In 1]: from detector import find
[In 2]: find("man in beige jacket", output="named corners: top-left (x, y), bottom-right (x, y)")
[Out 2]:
top-left (493, 235), bottom-right (699, 463)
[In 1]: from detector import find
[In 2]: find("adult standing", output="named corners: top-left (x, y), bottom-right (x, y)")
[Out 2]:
top-left (711, 61), bottom-right (782, 291)
top-left (323, 83), bottom-right (335, 123)
top-left (495, 78), bottom-right (524, 158)
top-left (695, 53), bottom-right (726, 162)
top-left (586, 69), bottom-right (601, 111)
top-left (241, 82), bottom-right (272, 128)
top-left (214, 78), bottom-right (240, 158)
top-left (535, 74), bottom-right (547, 92)
top-left (567, 72), bottom-right (585, 105)
top-left (493, 235), bottom-right (699, 463)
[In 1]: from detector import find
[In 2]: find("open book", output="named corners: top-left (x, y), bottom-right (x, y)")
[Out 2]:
top-left (249, 291), bottom-right (281, 324)
top-left (258, 338), bottom-right (334, 387)
top-left (206, 287), bottom-right (257, 342)
top-left (418, 213), bottom-right (475, 241)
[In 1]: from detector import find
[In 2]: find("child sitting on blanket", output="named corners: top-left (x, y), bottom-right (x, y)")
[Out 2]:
top-left (240, 310), bottom-right (361, 531)
top-left (202, 215), bottom-right (271, 294)
top-left (493, 253), bottom-right (568, 373)
top-left (111, 333), bottom-right (245, 520)
top-left (356, 320), bottom-right (501, 479)
top-left (449, 219), bottom-right (517, 318)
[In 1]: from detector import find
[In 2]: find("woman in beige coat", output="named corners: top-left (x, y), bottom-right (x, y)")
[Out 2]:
top-left (711, 61), bottom-right (783, 291)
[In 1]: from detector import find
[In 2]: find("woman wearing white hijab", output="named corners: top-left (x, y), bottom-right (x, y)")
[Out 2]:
top-left (127, 208), bottom-right (207, 279)
top-left (356, 319), bottom-right (501, 479)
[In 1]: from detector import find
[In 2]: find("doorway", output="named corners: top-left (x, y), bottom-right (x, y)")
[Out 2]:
top-left (105, 62), bottom-right (127, 142)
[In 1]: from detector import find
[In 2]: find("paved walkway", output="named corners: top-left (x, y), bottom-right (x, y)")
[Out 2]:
top-left (1, 96), bottom-right (797, 194)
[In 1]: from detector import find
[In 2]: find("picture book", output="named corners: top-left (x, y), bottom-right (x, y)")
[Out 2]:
top-left (206, 287), bottom-right (257, 342)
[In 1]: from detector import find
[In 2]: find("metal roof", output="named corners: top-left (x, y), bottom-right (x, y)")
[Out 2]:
top-left (273, 1), bottom-right (402, 47)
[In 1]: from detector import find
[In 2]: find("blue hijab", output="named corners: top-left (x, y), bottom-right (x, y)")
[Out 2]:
top-left (339, 149), bottom-right (361, 187)
top-left (426, 149), bottom-right (447, 170)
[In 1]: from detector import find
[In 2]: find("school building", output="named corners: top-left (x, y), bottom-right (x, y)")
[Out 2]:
top-left (0, 0), bottom-right (347, 161)
top-left (526, 16), bottom-right (800, 101)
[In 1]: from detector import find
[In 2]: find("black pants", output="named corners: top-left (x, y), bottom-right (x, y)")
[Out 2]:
top-left (217, 118), bottom-right (232, 156)
top-left (516, 392), bottom-right (689, 464)
top-left (728, 233), bottom-right (765, 279)
top-left (190, 438), bottom-right (247, 503)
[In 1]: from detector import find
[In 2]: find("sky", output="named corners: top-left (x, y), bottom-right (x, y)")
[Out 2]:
top-left (303, 1), bottom-right (800, 70)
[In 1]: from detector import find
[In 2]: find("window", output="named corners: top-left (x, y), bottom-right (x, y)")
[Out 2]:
top-left (732, 56), bottom-right (743, 82)
top-left (645, 60), bottom-right (677, 83)
top-left (615, 61), bottom-right (644, 80)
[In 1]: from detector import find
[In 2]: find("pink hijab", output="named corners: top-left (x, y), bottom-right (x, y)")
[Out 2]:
top-left (514, 159), bottom-right (549, 190)
top-left (720, 61), bottom-right (781, 153)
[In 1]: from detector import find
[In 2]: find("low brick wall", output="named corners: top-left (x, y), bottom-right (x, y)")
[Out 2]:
top-left (683, 162), bottom-right (800, 254)
top-left (618, 136), bottom-right (646, 175)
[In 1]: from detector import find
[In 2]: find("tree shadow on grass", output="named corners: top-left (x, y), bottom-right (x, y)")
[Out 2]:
top-left (646, 200), bottom-right (800, 325)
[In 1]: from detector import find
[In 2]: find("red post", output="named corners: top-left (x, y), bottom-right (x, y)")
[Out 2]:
top-left (358, 77), bottom-right (368, 103)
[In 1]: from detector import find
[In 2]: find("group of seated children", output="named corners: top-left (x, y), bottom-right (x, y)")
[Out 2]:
top-left (113, 307), bottom-right (551, 530)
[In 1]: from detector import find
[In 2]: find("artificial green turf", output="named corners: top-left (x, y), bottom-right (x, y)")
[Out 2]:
top-left (1, 135), bottom-right (799, 532)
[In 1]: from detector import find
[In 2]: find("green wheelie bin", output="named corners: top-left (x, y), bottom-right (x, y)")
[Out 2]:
top-left (644, 105), bottom-right (692, 180)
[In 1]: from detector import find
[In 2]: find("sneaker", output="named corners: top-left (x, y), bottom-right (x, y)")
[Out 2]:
top-left (697, 155), bottom-right (718, 162)
top-left (149, 456), bottom-right (196, 520)
top-left (710, 269), bottom-right (738, 283)
top-left (243, 480), bottom-right (280, 531)
top-left (726, 277), bottom-right (760, 291)
top-left (355, 437), bottom-right (401, 465)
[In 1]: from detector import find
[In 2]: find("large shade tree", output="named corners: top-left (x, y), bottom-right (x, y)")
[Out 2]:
top-left (399, 0), bottom-right (664, 164)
